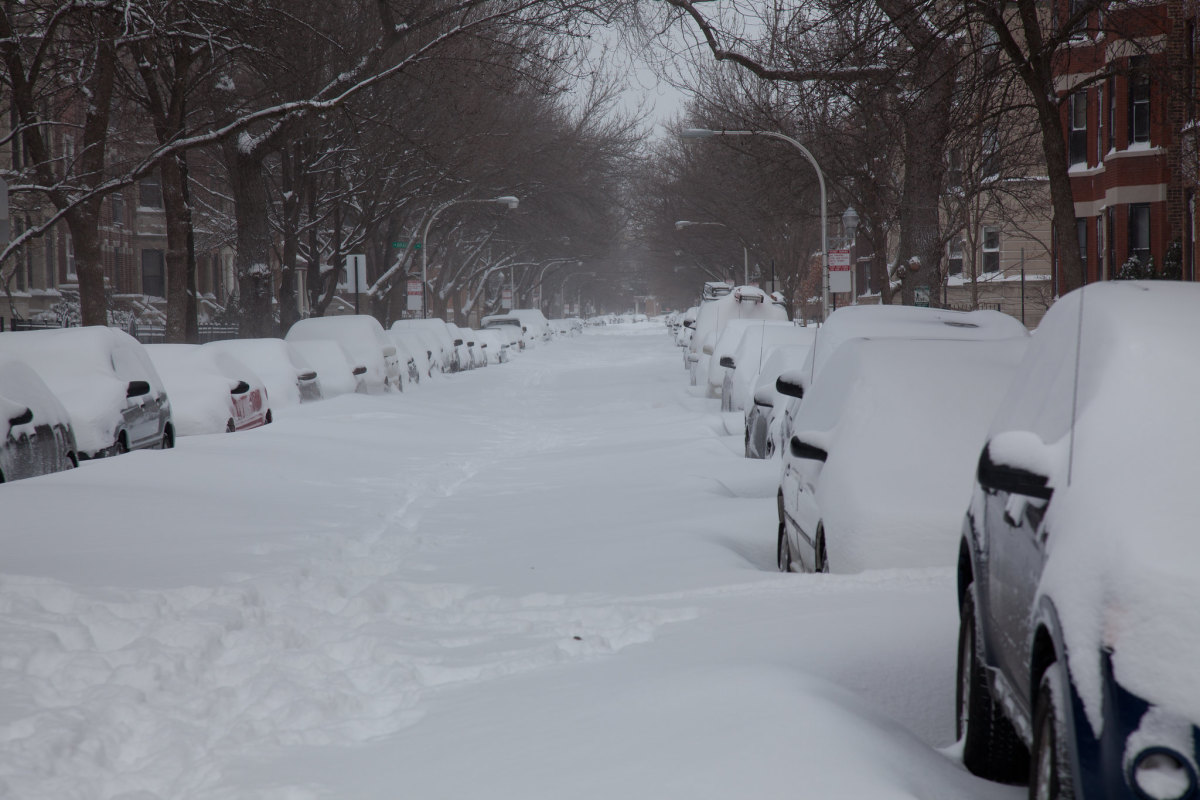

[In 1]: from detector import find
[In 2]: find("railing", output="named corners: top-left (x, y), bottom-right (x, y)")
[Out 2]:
top-left (0, 317), bottom-right (241, 344)
top-left (947, 302), bottom-right (1002, 312)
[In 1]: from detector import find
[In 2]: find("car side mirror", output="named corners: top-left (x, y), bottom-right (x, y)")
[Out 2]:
top-left (454, 339), bottom-right (464, 346)
top-left (789, 435), bottom-right (828, 462)
top-left (8, 406), bottom-right (32, 426)
top-left (382, 345), bottom-right (397, 358)
top-left (126, 380), bottom-right (151, 398)
top-left (775, 371), bottom-right (805, 400)
top-left (230, 380), bottom-right (251, 395)
top-left (352, 366), bottom-right (367, 376)
top-left (977, 433), bottom-right (1054, 501)
top-left (683, 320), bottom-right (695, 329)
top-left (719, 356), bottom-right (735, 369)
top-left (752, 387), bottom-right (774, 407)
top-left (298, 371), bottom-right (317, 381)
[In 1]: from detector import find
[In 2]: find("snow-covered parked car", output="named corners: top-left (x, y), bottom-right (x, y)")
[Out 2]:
top-left (388, 328), bottom-right (434, 381)
top-left (743, 344), bottom-right (810, 460)
top-left (776, 331), bottom-right (1028, 574)
top-left (956, 281), bottom-right (1200, 800)
top-left (391, 318), bottom-right (460, 372)
top-left (286, 315), bottom-right (400, 393)
top-left (707, 319), bottom-right (795, 404)
top-left (447, 323), bottom-right (485, 369)
top-left (146, 344), bottom-right (272, 435)
top-left (0, 326), bottom-right (174, 458)
top-left (725, 323), bottom-right (817, 414)
top-left (204, 338), bottom-right (321, 407)
top-left (688, 286), bottom-right (787, 390)
top-left (0, 356), bottom-right (78, 483)
top-left (288, 339), bottom-right (365, 397)
top-left (475, 329), bottom-right (509, 364)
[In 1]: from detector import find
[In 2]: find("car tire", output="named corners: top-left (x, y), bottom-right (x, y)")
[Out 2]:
top-left (777, 522), bottom-right (793, 573)
top-left (226, 418), bottom-right (236, 433)
top-left (814, 526), bottom-right (830, 574)
top-left (265, 410), bottom-right (273, 424)
top-left (1030, 662), bottom-right (1075, 800)
top-left (957, 584), bottom-right (1028, 783)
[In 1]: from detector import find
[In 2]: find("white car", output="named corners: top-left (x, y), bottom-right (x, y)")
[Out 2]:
top-left (285, 315), bottom-right (400, 394)
top-left (724, 324), bottom-right (817, 413)
top-left (743, 344), bottom-right (811, 460)
top-left (146, 344), bottom-right (272, 436)
top-left (688, 286), bottom-right (788, 388)
top-left (391, 318), bottom-right (460, 372)
top-left (287, 339), bottom-right (365, 397)
top-left (204, 338), bottom-right (321, 407)
top-left (707, 319), bottom-right (795, 403)
top-left (474, 329), bottom-right (509, 364)
top-left (0, 356), bottom-right (78, 483)
top-left (0, 326), bottom-right (174, 458)
top-left (776, 334), bottom-right (1028, 574)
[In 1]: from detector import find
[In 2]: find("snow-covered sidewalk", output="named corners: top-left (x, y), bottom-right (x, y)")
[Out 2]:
top-left (0, 326), bottom-right (1019, 799)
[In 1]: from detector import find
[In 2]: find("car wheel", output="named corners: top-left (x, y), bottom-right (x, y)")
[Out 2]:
top-left (116, 434), bottom-right (130, 455)
top-left (745, 428), bottom-right (752, 458)
top-left (814, 526), bottom-right (830, 573)
top-left (957, 583), bottom-right (1028, 783)
top-left (1030, 662), bottom-right (1075, 800)
top-left (226, 418), bottom-right (236, 433)
top-left (265, 410), bottom-right (273, 424)
top-left (777, 522), bottom-right (793, 573)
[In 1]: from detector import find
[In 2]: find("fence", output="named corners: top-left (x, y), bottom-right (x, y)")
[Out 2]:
top-left (946, 302), bottom-right (1002, 313)
top-left (0, 318), bottom-right (240, 344)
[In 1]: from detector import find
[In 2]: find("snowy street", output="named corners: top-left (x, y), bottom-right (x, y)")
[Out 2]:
top-left (1, 324), bottom-right (1020, 799)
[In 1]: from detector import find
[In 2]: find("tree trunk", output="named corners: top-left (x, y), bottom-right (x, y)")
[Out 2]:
top-left (161, 153), bottom-right (192, 342)
top-left (224, 144), bottom-right (277, 338)
top-left (68, 203), bottom-right (107, 326)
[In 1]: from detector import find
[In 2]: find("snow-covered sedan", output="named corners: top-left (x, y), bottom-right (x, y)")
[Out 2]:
top-left (957, 281), bottom-right (1200, 800)
top-left (146, 344), bottom-right (272, 435)
top-left (0, 356), bottom-right (78, 483)
top-left (204, 338), bottom-right (321, 406)
top-left (286, 315), bottom-right (400, 393)
top-left (0, 326), bottom-right (174, 458)
top-left (777, 324), bottom-right (1028, 574)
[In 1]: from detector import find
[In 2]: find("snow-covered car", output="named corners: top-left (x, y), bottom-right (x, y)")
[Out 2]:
top-left (474, 329), bottom-right (509, 364)
top-left (486, 324), bottom-right (522, 356)
top-left (204, 338), bottom-right (321, 407)
top-left (388, 328), bottom-right (434, 380)
top-left (384, 333), bottom-right (420, 387)
top-left (743, 344), bottom-right (810, 460)
top-left (724, 324), bottom-right (817, 414)
top-left (707, 319), bottom-right (795, 403)
top-left (485, 309), bottom-right (550, 346)
top-left (447, 324), bottom-right (486, 369)
top-left (0, 326), bottom-right (174, 458)
top-left (391, 318), bottom-right (460, 372)
top-left (481, 314), bottom-right (528, 350)
top-left (689, 286), bottom-right (788, 389)
top-left (285, 315), bottom-right (400, 393)
top-left (288, 339), bottom-right (365, 397)
top-left (146, 344), bottom-right (272, 435)
top-left (0, 356), bottom-right (78, 483)
top-left (776, 334), bottom-right (1028, 574)
top-left (956, 281), bottom-right (1200, 800)
top-left (676, 305), bottom-right (698, 351)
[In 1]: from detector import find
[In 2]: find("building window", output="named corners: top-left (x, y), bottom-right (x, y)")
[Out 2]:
top-left (1128, 204), bottom-right (1150, 265)
top-left (111, 192), bottom-right (124, 227)
top-left (1097, 215), bottom-right (1106, 280)
top-left (65, 233), bottom-right (76, 280)
top-left (1107, 77), bottom-right (1116, 152)
top-left (1069, 91), bottom-right (1088, 166)
top-left (1096, 85), bottom-right (1104, 163)
top-left (139, 176), bottom-right (163, 209)
top-left (981, 128), bottom-right (1000, 177)
top-left (947, 148), bottom-right (963, 189)
top-left (1076, 218), bottom-right (1088, 276)
top-left (1129, 57), bottom-right (1150, 145)
top-left (141, 248), bottom-right (165, 297)
top-left (982, 227), bottom-right (1000, 273)
top-left (948, 237), bottom-right (964, 275)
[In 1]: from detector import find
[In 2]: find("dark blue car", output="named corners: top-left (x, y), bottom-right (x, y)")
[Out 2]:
top-left (956, 282), bottom-right (1200, 800)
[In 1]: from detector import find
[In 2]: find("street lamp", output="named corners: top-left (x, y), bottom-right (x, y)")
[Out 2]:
top-left (841, 206), bottom-right (860, 304)
top-left (674, 220), bottom-right (750, 285)
top-left (420, 195), bottom-right (519, 318)
top-left (681, 128), bottom-right (829, 320)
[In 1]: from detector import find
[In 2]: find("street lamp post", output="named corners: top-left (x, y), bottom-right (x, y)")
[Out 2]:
top-left (559, 271), bottom-right (596, 316)
top-left (674, 220), bottom-right (749, 285)
top-left (681, 128), bottom-right (829, 320)
top-left (841, 206), bottom-right (860, 305)
top-left (420, 195), bottom-right (518, 319)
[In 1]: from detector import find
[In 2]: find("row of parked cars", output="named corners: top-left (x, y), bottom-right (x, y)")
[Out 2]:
top-left (0, 308), bottom-right (569, 484)
top-left (668, 280), bottom-right (1200, 800)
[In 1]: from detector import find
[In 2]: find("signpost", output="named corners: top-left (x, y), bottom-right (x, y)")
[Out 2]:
top-left (501, 287), bottom-right (513, 310)
top-left (914, 285), bottom-right (931, 307)
top-left (828, 248), bottom-right (851, 294)
top-left (406, 279), bottom-right (422, 312)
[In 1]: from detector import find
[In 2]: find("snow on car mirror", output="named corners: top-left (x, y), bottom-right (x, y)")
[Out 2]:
top-left (752, 387), bottom-right (774, 407)
top-left (790, 435), bottom-right (828, 463)
top-left (683, 320), bottom-right (695, 328)
top-left (977, 431), bottom-right (1055, 501)
top-left (352, 366), bottom-right (367, 376)
top-left (719, 356), bottom-right (735, 369)
top-left (126, 380), bottom-right (151, 398)
top-left (230, 380), bottom-right (251, 395)
top-left (7, 406), bottom-right (32, 426)
top-left (775, 372), bottom-right (805, 399)
top-left (454, 339), bottom-right (464, 346)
